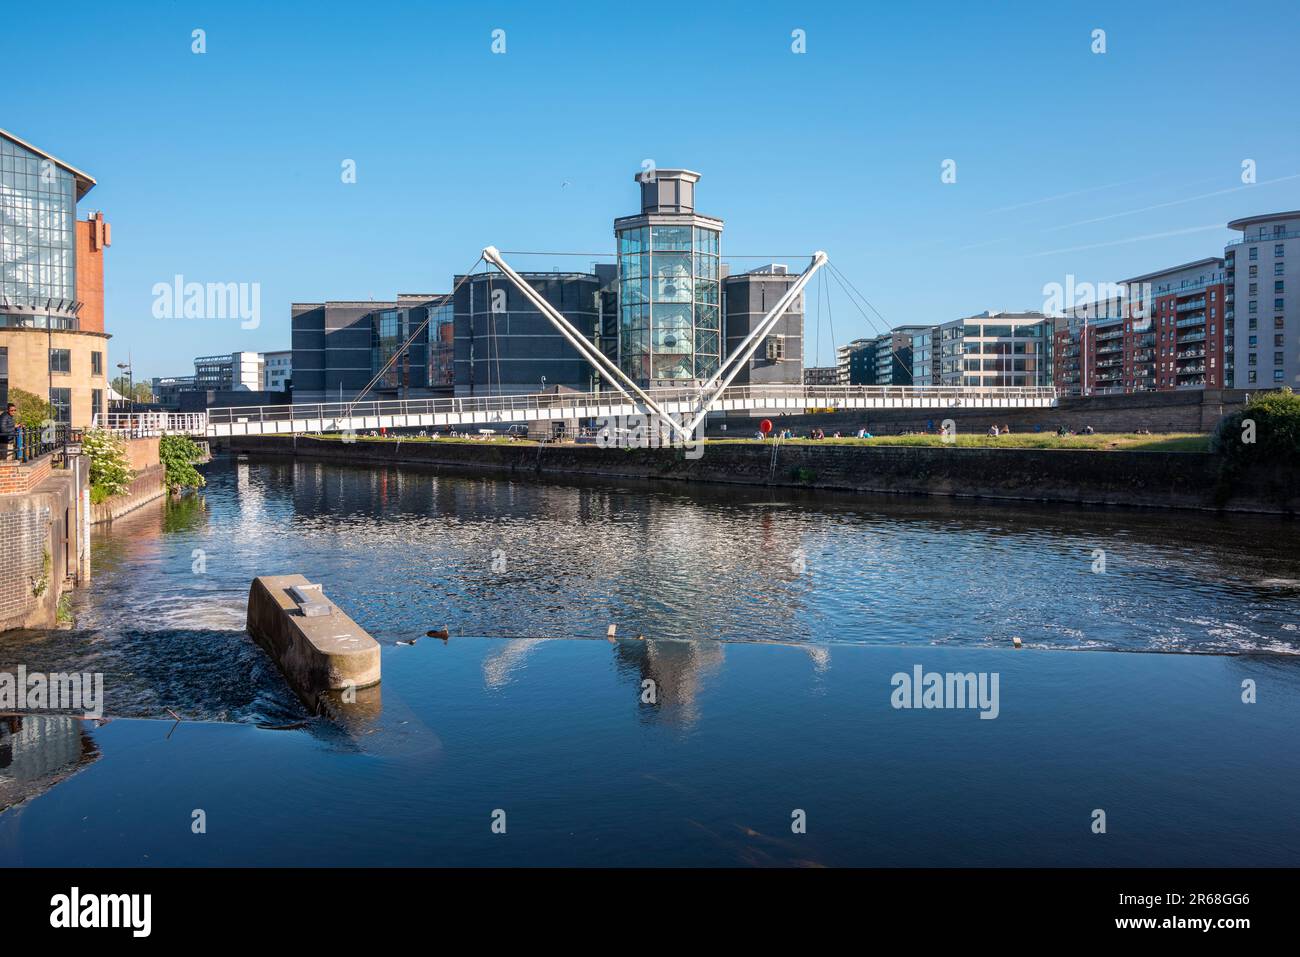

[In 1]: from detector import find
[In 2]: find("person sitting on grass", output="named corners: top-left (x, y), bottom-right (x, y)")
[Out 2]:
top-left (988, 424), bottom-right (1000, 437)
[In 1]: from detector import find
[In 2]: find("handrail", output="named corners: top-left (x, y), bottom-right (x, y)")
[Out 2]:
top-left (204, 384), bottom-right (1059, 428)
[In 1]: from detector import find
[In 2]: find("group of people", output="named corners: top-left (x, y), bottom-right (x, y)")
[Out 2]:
top-left (986, 423), bottom-right (1014, 437)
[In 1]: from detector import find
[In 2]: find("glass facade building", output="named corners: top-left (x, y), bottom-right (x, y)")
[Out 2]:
top-left (0, 128), bottom-right (108, 429)
top-left (0, 134), bottom-right (80, 325)
top-left (614, 170), bottom-right (723, 387)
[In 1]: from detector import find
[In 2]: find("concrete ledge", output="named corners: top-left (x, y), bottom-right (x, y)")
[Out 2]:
top-left (246, 575), bottom-right (380, 709)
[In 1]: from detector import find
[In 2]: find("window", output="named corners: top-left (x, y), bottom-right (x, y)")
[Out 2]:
top-left (1277, 281), bottom-right (1286, 293)
top-left (50, 387), bottom-right (71, 424)
top-left (1250, 265), bottom-right (1258, 277)
top-left (0, 346), bottom-right (7, 407)
top-left (1248, 371), bottom-right (1258, 383)
top-left (92, 351), bottom-right (103, 375)
top-left (1277, 335), bottom-right (1286, 347)
top-left (1276, 369), bottom-right (1285, 382)
top-left (1275, 244), bottom-right (1285, 257)
top-left (1249, 247), bottom-right (1258, 260)
top-left (765, 336), bottom-right (785, 361)
top-left (49, 348), bottom-right (71, 374)
top-left (1276, 298), bottom-right (1285, 311)
top-left (91, 388), bottom-right (103, 422)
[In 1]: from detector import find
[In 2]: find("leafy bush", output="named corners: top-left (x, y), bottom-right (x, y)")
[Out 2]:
top-left (8, 387), bottom-right (53, 431)
top-left (82, 428), bottom-right (132, 500)
top-left (1211, 388), bottom-right (1300, 469)
top-left (159, 434), bottom-right (207, 492)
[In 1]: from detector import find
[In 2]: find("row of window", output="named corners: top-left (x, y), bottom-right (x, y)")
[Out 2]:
top-left (48, 349), bottom-right (103, 375)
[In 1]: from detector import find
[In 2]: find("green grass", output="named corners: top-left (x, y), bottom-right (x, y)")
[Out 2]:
top-left (300, 431), bottom-right (1211, 453)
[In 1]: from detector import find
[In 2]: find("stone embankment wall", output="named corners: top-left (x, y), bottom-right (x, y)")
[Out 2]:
top-left (225, 433), bottom-right (1297, 515)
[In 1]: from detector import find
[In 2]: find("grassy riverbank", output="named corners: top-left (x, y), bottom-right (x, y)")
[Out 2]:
top-left (305, 431), bottom-right (1210, 453)
top-left (717, 433), bottom-right (1211, 452)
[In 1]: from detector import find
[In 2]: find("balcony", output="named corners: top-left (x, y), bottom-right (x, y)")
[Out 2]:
top-left (1176, 349), bottom-right (1206, 360)
top-left (1225, 229), bottom-right (1300, 247)
top-left (1180, 331), bottom-right (1207, 343)
top-left (1175, 314), bottom-right (1206, 328)
top-left (1177, 365), bottom-right (1207, 375)
top-left (1176, 298), bottom-right (1208, 312)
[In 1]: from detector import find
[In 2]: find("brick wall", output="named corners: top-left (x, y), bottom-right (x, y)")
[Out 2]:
top-left (0, 457), bottom-right (51, 496)
top-left (1, 457), bottom-right (80, 632)
top-left (0, 503), bottom-right (51, 626)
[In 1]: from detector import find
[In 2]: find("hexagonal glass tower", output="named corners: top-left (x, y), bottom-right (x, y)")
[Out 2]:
top-left (614, 170), bottom-right (722, 387)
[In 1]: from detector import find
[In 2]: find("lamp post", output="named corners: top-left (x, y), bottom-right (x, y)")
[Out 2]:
top-left (117, 359), bottom-right (133, 425)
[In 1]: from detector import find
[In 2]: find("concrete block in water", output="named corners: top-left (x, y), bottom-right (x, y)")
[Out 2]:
top-left (246, 575), bottom-right (380, 707)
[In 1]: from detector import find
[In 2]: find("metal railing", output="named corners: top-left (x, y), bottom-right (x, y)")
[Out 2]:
top-left (206, 383), bottom-right (1060, 429)
top-left (2, 425), bottom-right (81, 465)
top-left (90, 411), bottom-right (209, 436)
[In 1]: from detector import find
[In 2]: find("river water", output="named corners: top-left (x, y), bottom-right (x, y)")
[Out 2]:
top-left (1, 454), bottom-right (1298, 865)
top-left (11, 453), bottom-right (1300, 722)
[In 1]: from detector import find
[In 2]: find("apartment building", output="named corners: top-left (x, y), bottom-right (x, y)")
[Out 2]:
top-left (1226, 211), bottom-right (1300, 390)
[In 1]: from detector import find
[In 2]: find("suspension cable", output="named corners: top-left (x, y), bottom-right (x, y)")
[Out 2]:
top-left (349, 253), bottom-right (485, 409)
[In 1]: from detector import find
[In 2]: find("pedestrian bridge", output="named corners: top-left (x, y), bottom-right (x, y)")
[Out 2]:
top-left (191, 385), bottom-right (1056, 438)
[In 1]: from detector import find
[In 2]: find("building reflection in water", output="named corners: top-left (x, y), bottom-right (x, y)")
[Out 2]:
top-left (614, 639), bottom-right (726, 728)
top-left (0, 715), bottom-right (100, 813)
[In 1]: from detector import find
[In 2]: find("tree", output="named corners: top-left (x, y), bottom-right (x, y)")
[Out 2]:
top-left (7, 388), bottom-right (53, 431)
top-left (1212, 388), bottom-right (1300, 467)
top-left (131, 382), bottom-right (155, 403)
top-left (110, 376), bottom-right (131, 396)
top-left (159, 434), bottom-right (207, 493)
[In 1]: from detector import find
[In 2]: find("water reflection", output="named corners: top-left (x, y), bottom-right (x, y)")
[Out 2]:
top-left (11, 454), bottom-right (1300, 730)
top-left (0, 715), bottom-right (100, 813)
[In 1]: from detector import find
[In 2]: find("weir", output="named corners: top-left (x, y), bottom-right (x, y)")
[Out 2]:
top-left (245, 575), bottom-right (381, 710)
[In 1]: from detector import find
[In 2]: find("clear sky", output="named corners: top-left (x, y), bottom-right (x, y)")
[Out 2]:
top-left (6, 0), bottom-right (1299, 381)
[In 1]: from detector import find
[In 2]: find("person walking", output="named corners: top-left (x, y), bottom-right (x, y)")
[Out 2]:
top-left (0, 402), bottom-right (16, 461)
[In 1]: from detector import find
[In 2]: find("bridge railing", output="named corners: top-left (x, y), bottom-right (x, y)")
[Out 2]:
top-left (90, 412), bottom-right (209, 436)
top-left (206, 384), bottom-right (1058, 429)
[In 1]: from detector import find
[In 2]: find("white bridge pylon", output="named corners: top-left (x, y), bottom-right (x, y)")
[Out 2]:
top-left (483, 246), bottom-right (828, 440)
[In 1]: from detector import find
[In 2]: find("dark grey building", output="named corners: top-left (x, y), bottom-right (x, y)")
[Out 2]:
top-left (723, 264), bottom-right (804, 386)
top-left (292, 295), bottom-right (455, 405)
top-left (453, 271), bottom-right (612, 396)
top-left (292, 300), bottom-right (391, 404)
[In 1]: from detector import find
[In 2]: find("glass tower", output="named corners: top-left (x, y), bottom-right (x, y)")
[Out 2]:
top-left (0, 134), bottom-right (79, 322)
top-left (615, 170), bottom-right (722, 386)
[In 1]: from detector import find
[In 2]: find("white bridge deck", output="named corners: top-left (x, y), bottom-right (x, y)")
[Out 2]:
top-left (191, 385), bottom-right (1057, 438)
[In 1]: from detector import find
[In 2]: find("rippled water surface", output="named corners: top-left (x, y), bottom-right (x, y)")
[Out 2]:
top-left (3, 453), bottom-right (1299, 723)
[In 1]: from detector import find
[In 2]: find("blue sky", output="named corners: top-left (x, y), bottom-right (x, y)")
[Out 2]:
top-left (6, 0), bottom-right (1299, 380)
